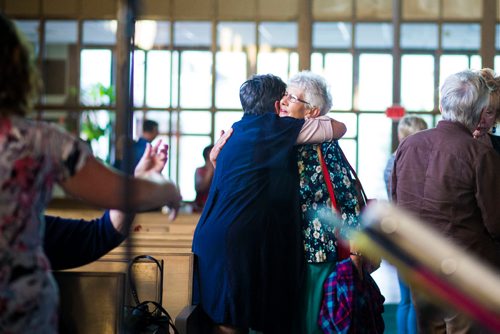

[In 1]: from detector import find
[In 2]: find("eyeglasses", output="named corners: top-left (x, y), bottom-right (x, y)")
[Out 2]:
top-left (283, 91), bottom-right (310, 105)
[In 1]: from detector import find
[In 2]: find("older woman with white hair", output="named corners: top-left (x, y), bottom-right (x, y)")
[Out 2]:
top-left (279, 71), bottom-right (382, 334)
top-left (392, 69), bottom-right (500, 333)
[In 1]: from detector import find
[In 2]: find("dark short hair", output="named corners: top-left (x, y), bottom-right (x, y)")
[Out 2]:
top-left (143, 119), bottom-right (159, 132)
top-left (0, 14), bottom-right (40, 116)
top-left (202, 145), bottom-right (214, 160)
top-left (239, 74), bottom-right (286, 115)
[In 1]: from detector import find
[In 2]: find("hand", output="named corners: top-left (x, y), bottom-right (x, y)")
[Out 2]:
top-left (210, 128), bottom-right (233, 168)
top-left (473, 128), bottom-right (485, 139)
top-left (163, 181), bottom-right (182, 220)
top-left (134, 140), bottom-right (168, 177)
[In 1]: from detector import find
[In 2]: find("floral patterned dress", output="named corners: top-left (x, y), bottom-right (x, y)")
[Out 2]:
top-left (0, 116), bottom-right (89, 333)
top-left (297, 140), bottom-right (361, 264)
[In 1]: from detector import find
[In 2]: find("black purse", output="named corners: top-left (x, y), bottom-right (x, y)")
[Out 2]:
top-left (123, 255), bottom-right (179, 334)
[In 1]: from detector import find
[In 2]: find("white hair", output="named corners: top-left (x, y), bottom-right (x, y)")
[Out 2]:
top-left (440, 70), bottom-right (490, 131)
top-left (288, 71), bottom-right (332, 116)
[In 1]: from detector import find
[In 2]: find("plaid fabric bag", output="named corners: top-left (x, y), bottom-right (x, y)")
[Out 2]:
top-left (318, 258), bottom-right (385, 334)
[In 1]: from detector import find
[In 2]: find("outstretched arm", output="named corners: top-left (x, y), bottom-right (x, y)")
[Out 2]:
top-left (60, 142), bottom-right (181, 214)
top-left (45, 141), bottom-right (175, 270)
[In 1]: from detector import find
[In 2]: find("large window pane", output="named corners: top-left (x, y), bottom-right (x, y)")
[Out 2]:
top-left (216, 52), bottom-right (247, 109)
top-left (216, 23), bottom-right (255, 96)
top-left (355, 23), bottom-right (393, 49)
top-left (80, 49), bottom-right (113, 106)
top-left (470, 55), bottom-right (482, 70)
top-left (146, 51), bottom-right (171, 108)
top-left (358, 54), bottom-right (392, 111)
top-left (312, 53), bottom-right (353, 111)
top-left (259, 22), bottom-right (298, 49)
top-left (83, 20), bottom-right (117, 45)
top-left (257, 52), bottom-right (298, 82)
top-left (215, 111), bottom-right (244, 135)
top-left (325, 53), bottom-right (353, 111)
top-left (439, 55), bottom-right (469, 87)
top-left (442, 24), bottom-right (480, 50)
top-left (257, 22), bottom-right (298, 81)
top-left (331, 112), bottom-right (357, 138)
top-left (174, 22), bottom-right (211, 47)
top-left (133, 50), bottom-right (146, 107)
top-left (43, 21), bottom-right (78, 105)
top-left (217, 22), bottom-right (256, 50)
top-left (401, 55), bottom-right (434, 112)
top-left (179, 51), bottom-right (212, 108)
top-left (179, 136), bottom-right (212, 201)
top-left (179, 111), bottom-right (212, 134)
top-left (358, 114), bottom-right (392, 200)
top-left (135, 20), bottom-right (170, 50)
top-left (401, 23), bottom-right (438, 49)
top-left (339, 139), bottom-right (357, 171)
top-left (312, 22), bottom-right (352, 48)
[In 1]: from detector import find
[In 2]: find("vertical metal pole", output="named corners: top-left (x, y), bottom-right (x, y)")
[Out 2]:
top-left (481, 0), bottom-right (496, 69)
top-left (116, 0), bottom-right (136, 272)
top-left (391, 0), bottom-right (402, 153)
top-left (116, 0), bottom-right (136, 177)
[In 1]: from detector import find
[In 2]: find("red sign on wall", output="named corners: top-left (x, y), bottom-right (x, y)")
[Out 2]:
top-left (385, 105), bottom-right (406, 119)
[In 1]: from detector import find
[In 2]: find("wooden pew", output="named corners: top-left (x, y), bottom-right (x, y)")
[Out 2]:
top-left (54, 269), bottom-right (126, 334)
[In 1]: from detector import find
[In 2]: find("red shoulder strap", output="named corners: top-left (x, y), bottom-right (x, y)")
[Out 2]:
top-left (316, 146), bottom-right (338, 211)
top-left (316, 146), bottom-right (350, 260)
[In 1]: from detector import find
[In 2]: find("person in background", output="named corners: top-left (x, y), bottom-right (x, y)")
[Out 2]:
top-left (133, 119), bottom-right (159, 168)
top-left (45, 141), bottom-right (168, 270)
top-left (392, 69), bottom-right (500, 333)
top-left (384, 115), bottom-right (428, 334)
top-left (474, 68), bottom-right (500, 154)
top-left (0, 14), bottom-right (181, 333)
top-left (192, 74), bottom-right (345, 334)
top-left (194, 144), bottom-right (214, 212)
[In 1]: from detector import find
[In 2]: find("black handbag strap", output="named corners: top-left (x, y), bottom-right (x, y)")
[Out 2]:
top-left (128, 255), bottom-right (164, 306)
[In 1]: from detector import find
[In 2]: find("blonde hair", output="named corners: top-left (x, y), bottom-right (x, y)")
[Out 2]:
top-left (398, 116), bottom-right (428, 140)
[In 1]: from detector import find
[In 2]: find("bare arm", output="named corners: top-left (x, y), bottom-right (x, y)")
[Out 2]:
top-left (60, 144), bottom-right (181, 214)
top-left (296, 116), bottom-right (347, 144)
